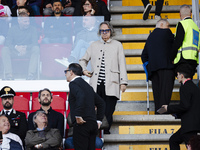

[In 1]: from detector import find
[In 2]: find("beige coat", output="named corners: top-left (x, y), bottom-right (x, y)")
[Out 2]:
top-left (79, 39), bottom-right (128, 99)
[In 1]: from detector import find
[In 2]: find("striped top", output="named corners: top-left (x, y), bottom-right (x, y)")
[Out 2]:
top-left (97, 52), bottom-right (105, 85)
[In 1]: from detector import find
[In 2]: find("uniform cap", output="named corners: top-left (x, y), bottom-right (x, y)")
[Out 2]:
top-left (0, 86), bottom-right (16, 98)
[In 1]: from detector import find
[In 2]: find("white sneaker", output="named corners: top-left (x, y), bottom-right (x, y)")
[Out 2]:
top-left (155, 15), bottom-right (161, 20)
top-left (55, 57), bottom-right (71, 67)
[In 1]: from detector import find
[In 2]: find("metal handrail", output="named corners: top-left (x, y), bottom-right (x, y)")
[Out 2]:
top-left (192, 0), bottom-right (200, 80)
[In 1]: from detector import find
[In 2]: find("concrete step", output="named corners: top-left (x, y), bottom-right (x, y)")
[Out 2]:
top-left (124, 49), bottom-right (142, 56)
top-left (126, 57), bottom-right (142, 65)
top-left (126, 79), bottom-right (195, 88)
top-left (112, 13), bottom-right (180, 20)
top-left (119, 125), bottom-right (180, 134)
top-left (113, 34), bottom-right (149, 42)
top-left (104, 142), bottom-right (186, 150)
top-left (117, 144), bottom-right (186, 150)
top-left (121, 27), bottom-right (176, 34)
top-left (111, 19), bottom-right (180, 27)
top-left (121, 91), bottom-right (180, 101)
top-left (121, 0), bottom-right (198, 6)
top-left (112, 115), bottom-right (180, 123)
top-left (123, 42), bottom-right (145, 50)
top-left (110, 6), bottom-right (181, 13)
top-left (104, 134), bottom-right (172, 142)
top-left (122, 13), bottom-right (180, 20)
top-left (127, 72), bottom-right (198, 80)
top-left (114, 101), bottom-right (155, 115)
top-left (127, 73), bottom-right (146, 80)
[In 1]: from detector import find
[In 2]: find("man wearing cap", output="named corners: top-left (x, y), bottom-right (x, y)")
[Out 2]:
top-left (159, 64), bottom-right (200, 150)
top-left (27, 88), bottom-right (64, 137)
top-left (0, 86), bottom-right (28, 143)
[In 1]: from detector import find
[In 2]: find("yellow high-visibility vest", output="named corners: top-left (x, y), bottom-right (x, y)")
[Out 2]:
top-left (174, 19), bottom-right (199, 64)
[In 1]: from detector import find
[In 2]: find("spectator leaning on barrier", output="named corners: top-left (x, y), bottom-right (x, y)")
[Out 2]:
top-left (28, 88), bottom-right (64, 137)
top-left (171, 4), bottom-right (200, 78)
top-left (0, 86), bottom-right (28, 147)
top-left (79, 21), bottom-right (128, 134)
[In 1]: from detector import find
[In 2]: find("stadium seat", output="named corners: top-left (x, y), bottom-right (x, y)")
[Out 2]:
top-left (0, 96), bottom-right (30, 118)
top-left (40, 44), bottom-right (72, 78)
top-left (31, 91), bottom-right (67, 111)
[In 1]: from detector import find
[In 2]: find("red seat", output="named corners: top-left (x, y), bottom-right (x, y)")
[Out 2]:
top-left (31, 92), bottom-right (67, 111)
top-left (101, 0), bottom-right (107, 5)
top-left (15, 92), bottom-right (30, 100)
top-left (40, 44), bottom-right (72, 78)
top-left (0, 96), bottom-right (30, 118)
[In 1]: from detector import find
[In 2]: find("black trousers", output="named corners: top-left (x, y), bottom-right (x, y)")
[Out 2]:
top-left (151, 69), bottom-right (175, 114)
top-left (169, 128), bottom-right (198, 150)
top-left (141, 0), bottom-right (164, 16)
top-left (97, 81), bottom-right (118, 132)
top-left (73, 120), bottom-right (98, 150)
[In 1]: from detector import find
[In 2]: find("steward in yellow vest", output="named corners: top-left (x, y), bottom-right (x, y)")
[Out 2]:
top-left (172, 5), bottom-right (199, 77)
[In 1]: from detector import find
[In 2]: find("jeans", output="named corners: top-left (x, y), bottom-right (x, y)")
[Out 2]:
top-left (64, 136), bottom-right (103, 149)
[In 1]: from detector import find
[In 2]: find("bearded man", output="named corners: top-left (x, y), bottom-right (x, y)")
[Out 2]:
top-left (0, 86), bottom-right (28, 143)
top-left (28, 88), bottom-right (64, 137)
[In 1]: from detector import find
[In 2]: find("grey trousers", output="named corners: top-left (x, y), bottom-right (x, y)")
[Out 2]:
top-left (1, 46), bottom-right (40, 76)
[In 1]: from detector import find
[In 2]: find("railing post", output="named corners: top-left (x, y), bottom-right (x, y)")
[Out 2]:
top-left (192, 0), bottom-right (200, 80)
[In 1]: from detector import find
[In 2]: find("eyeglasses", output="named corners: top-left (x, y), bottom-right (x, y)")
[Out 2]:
top-left (83, 3), bottom-right (90, 7)
top-left (99, 29), bottom-right (111, 34)
top-left (64, 69), bottom-right (70, 74)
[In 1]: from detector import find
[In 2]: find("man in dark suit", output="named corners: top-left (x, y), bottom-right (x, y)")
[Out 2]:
top-left (0, 86), bottom-right (28, 143)
top-left (141, 19), bottom-right (175, 114)
top-left (65, 63), bottom-right (105, 150)
top-left (161, 64), bottom-right (200, 150)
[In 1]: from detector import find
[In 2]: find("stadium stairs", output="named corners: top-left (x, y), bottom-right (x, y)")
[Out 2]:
top-left (103, 0), bottom-right (199, 149)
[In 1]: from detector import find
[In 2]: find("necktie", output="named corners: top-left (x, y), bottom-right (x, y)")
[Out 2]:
top-left (5, 111), bottom-right (9, 115)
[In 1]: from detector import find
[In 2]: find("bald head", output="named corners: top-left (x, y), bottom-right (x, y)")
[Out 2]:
top-left (180, 5), bottom-right (191, 20)
top-left (156, 19), bottom-right (169, 29)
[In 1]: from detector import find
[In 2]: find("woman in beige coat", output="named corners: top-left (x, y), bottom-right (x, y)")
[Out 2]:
top-left (79, 21), bottom-right (128, 134)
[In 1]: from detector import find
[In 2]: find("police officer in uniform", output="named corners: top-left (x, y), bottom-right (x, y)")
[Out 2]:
top-left (0, 86), bottom-right (28, 144)
top-left (172, 4), bottom-right (200, 77)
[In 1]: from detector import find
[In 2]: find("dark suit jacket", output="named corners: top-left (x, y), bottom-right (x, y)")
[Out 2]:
top-left (141, 28), bottom-right (174, 79)
top-left (167, 80), bottom-right (200, 134)
top-left (68, 77), bottom-right (105, 124)
top-left (1, 109), bottom-right (28, 141)
top-left (96, 0), bottom-right (110, 21)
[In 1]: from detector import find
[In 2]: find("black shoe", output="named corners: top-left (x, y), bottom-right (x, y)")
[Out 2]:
top-left (104, 130), bottom-right (110, 134)
top-left (143, 3), bottom-right (152, 20)
top-left (26, 74), bottom-right (35, 80)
